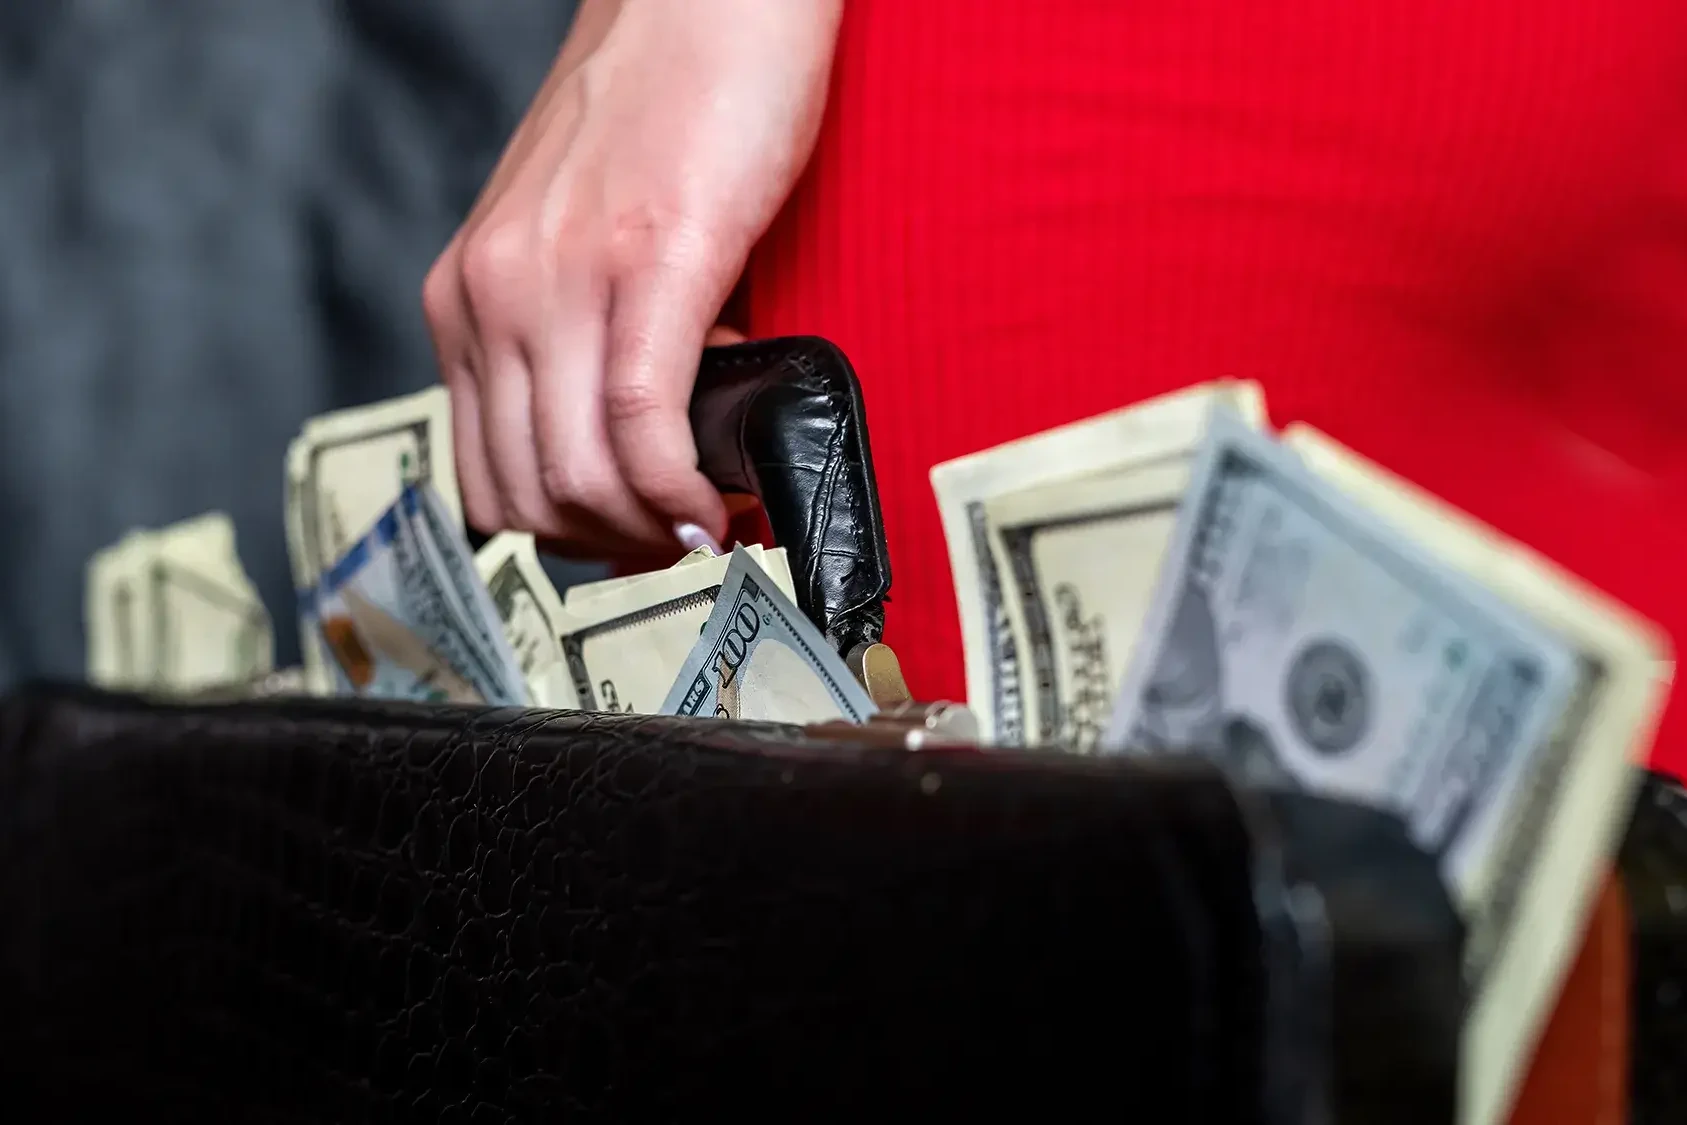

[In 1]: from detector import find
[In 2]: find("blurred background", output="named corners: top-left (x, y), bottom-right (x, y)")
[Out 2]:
top-left (0, 0), bottom-right (593, 689)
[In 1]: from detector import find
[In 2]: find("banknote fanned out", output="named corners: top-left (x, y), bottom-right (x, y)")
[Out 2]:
top-left (1099, 405), bottom-right (1669, 1125)
top-left (1282, 422), bottom-right (1670, 1125)
top-left (1106, 406), bottom-right (1583, 889)
top-left (559, 545), bottom-right (717, 610)
top-left (285, 386), bottom-right (458, 694)
top-left (473, 532), bottom-right (579, 709)
top-left (558, 545), bottom-right (796, 716)
top-left (473, 536), bottom-right (800, 715)
top-left (85, 512), bottom-right (273, 693)
top-left (931, 380), bottom-right (1266, 744)
top-left (660, 547), bottom-right (875, 724)
top-left (307, 483), bottom-right (526, 706)
top-left (984, 460), bottom-right (1193, 753)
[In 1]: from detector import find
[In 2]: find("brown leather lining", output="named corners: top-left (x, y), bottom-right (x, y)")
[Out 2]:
top-left (1508, 876), bottom-right (1630, 1124)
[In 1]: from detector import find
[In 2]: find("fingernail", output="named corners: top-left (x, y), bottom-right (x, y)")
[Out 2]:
top-left (673, 522), bottom-right (722, 556)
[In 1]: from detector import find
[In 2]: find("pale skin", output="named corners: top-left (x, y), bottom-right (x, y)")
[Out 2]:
top-left (422, 0), bottom-right (844, 558)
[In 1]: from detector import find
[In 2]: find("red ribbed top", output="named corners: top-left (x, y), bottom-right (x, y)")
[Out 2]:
top-left (743, 0), bottom-right (1687, 775)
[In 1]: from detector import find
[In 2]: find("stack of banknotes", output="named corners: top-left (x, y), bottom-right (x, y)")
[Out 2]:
top-left (85, 511), bottom-right (276, 694)
top-left (84, 376), bottom-right (1675, 1125)
top-left (932, 379), bottom-right (1673, 1125)
top-left (87, 385), bottom-right (875, 724)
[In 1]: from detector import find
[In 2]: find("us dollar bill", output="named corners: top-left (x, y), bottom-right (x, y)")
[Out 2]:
top-left (931, 381), bottom-right (1265, 743)
top-left (1104, 408), bottom-right (1610, 1124)
top-left (85, 512), bottom-right (274, 693)
top-left (472, 538), bottom-right (798, 715)
top-left (1106, 407), bottom-right (1583, 887)
top-left (86, 530), bottom-right (164, 688)
top-left (1283, 423), bottom-right (1671, 1125)
top-left (284, 386), bottom-right (459, 692)
top-left (308, 483), bottom-right (525, 706)
top-left (985, 459), bottom-right (1194, 752)
top-left (474, 532), bottom-right (579, 709)
top-left (660, 547), bottom-right (875, 724)
top-left (146, 558), bottom-right (275, 691)
top-left (559, 546), bottom-right (796, 715)
top-left (562, 545), bottom-right (717, 611)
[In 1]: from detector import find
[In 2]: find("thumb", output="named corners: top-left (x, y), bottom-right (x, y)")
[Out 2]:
top-left (601, 242), bottom-right (736, 546)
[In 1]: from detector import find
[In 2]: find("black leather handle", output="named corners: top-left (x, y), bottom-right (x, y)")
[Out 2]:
top-left (690, 337), bottom-right (892, 655)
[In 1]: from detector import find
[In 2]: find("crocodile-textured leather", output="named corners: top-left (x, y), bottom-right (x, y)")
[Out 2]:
top-left (691, 338), bottom-right (891, 655)
top-left (0, 686), bottom-right (1463, 1123)
top-left (1621, 769), bottom-right (1687, 1125)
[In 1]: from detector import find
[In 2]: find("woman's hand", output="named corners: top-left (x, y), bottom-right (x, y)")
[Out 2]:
top-left (423, 0), bottom-right (842, 556)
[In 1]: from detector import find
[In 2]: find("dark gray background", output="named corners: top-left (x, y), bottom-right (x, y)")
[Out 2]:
top-left (0, 0), bottom-right (588, 687)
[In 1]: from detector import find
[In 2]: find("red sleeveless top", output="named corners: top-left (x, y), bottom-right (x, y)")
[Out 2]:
top-left (742, 0), bottom-right (1687, 776)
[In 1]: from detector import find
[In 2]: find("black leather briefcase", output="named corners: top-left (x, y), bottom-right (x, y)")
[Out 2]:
top-left (0, 340), bottom-right (1473, 1123)
top-left (0, 688), bottom-right (1465, 1124)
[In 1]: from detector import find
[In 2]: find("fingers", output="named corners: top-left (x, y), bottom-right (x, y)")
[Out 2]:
top-left (435, 211), bottom-right (674, 555)
top-left (446, 373), bottom-right (502, 533)
top-left (529, 272), bottom-right (674, 549)
top-left (601, 225), bottom-right (735, 545)
top-left (479, 342), bottom-right (555, 534)
top-left (452, 220), bottom-right (567, 539)
top-left (422, 245), bottom-right (502, 534)
top-left (428, 211), bottom-right (738, 555)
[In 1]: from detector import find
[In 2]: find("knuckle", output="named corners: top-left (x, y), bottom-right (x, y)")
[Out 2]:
top-left (605, 200), bottom-right (670, 259)
top-left (505, 496), bottom-right (559, 537)
top-left (536, 457), bottom-right (577, 508)
top-left (627, 459), bottom-right (696, 508)
top-left (538, 450), bottom-right (615, 513)
top-left (602, 378), bottom-right (667, 427)
top-left (606, 202), bottom-right (717, 274)
top-left (458, 219), bottom-right (535, 309)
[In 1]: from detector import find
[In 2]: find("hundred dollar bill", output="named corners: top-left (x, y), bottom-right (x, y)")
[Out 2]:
top-left (154, 511), bottom-right (240, 575)
top-left (85, 513), bottom-right (274, 692)
top-left (560, 546), bottom-right (795, 715)
top-left (284, 386), bottom-right (459, 692)
top-left (1103, 407), bottom-right (1602, 1120)
top-left (308, 483), bottom-right (525, 706)
top-left (932, 381), bottom-right (1266, 743)
top-left (660, 547), bottom-right (875, 724)
top-left (474, 532), bottom-right (579, 709)
top-left (284, 386), bottom-right (460, 587)
top-left (1284, 423), bottom-right (1671, 1125)
top-left (86, 530), bottom-right (161, 688)
top-left (1106, 407), bottom-right (1582, 892)
top-left (146, 557), bottom-right (274, 690)
top-left (985, 458), bottom-right (1193, 752)
top-left (473, 537), bottom-right (794, 715)
top-left (562, 544), bottom-right (717, 610)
